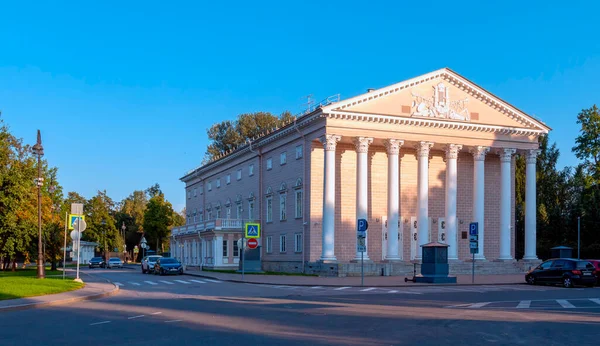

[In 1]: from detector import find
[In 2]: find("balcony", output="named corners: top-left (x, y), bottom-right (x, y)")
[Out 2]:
top-left (171, 219), bottom-right (260, 236)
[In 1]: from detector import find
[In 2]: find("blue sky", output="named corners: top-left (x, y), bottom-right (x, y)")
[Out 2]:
top-left (1, 1), bottom-right (598, 212)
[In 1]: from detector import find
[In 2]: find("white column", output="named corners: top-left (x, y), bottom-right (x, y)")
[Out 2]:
top-left (384, 139), bottom-right (403, 260)
top-left (470, 146), bottom-right (489, 260)
top-left (524, 149), bottom-right (539, 260)
top-left (320, 134), bottom-right (341, 261)
top-left (416, 141), bottom-right (433, 260)
top-left (354, 137), bottom-right (373, 261)
top-left (444, 144), bottom-right (462, 260)
top-left (215, 235), bottom-right (223, 266)
top-left (498, 148), bottom-right (516, 260)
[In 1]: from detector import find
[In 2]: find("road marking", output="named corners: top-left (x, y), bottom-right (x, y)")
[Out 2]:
top-left (361, 288), bottom-right (377, 292)
top-left (517, 300), bottom-right (531, 309)
top-left (159, 280), bottom-right (174, 285)
top-left (388, 290), bottom-right (399, 293)
top-left (468, 302), bottom-right (490, 309)
top-left (557, 300), bottom-right (575, 308)
top-left (128, 315), bottom-right (145, 320)
top-left (144, 281), bottom-right (158, 285)
top-left (189, 280), bottom-right (206, 284)
top-left (204, 279), bottom-right (221, 283)
top-left (310, 286), bottom-right (323, 289)
top-left (589, 299), bottom-right (600, 305)
top-left (151, 312), bottom-right (162, 315)
top-left (175, 280), bottom-right (190, 284)
top-left (274, 285), bottom-right (291, 288)
top-left (113, 282), bottom-right (124, 286)
top-left (334, 287), bottom-right (352, 291)
top-left (128, 282), bottom-right (141, 286)
top-left (164, 320), bottom-right (182, 323)
top-left (90, 321), bottom-right (111, 326)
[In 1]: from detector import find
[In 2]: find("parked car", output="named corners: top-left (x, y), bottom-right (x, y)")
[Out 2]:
top-left (154, 257), bottom-right (183, 276)
top-left (106, 257), bottom-right (123, 269)
top-left (88, 257), bottom-right (106, 269)
top-left (141, 255), bottom-right (162, 274)
top-left (525, 258), bottom-right (597, 288)
top-left (587, 260), bottom-right (600, 284)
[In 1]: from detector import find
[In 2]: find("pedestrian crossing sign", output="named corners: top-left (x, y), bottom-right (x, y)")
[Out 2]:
top-left (68, 214), bottom-right (85, 230)
top-left (245, 223), bottom-right (260, 238)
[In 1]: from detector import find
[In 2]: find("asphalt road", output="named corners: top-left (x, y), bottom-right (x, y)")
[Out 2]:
top-left (2, 267), bottom-right (599, 346)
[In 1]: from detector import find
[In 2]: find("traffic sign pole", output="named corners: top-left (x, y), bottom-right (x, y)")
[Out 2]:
top-left (62, 212), bottom-right (67, 280)
top-left (241, 236), bottom-right (245, 281)
top-left (76, 220), bottom-right (81, 281)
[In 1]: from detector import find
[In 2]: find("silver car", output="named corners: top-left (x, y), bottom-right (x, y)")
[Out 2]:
top-left (141, 255), bottom-right (162, 274)
top-left (107, 257), bottom-right (123, 269)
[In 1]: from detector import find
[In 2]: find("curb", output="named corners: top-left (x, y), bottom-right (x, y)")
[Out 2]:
top-left (183, 272), bottom-right (526, 288)
top-left (0, 275), bottom-right (120, 313)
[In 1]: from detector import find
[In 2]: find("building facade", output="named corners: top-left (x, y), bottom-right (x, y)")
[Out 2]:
top-left (171, 68), bottom-right (550, 276)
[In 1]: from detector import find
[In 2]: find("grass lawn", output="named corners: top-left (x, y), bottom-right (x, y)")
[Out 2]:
top-left (0, 268), bottom-right (83, 301)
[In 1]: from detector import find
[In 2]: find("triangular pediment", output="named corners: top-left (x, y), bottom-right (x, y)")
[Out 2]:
top-left (322, 68), bottom-right (550, 132)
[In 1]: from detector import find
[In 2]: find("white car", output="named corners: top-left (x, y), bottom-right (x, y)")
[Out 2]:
top-left (141, 255), bottom-right (162, 274)
top-left (107, 257), bottom-right (123, 269)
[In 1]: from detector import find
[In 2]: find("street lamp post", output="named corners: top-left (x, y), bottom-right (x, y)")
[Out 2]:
top-left (101, 219), bottom-right (107, 263)
top-left (32, 130), bottom-right (45, 279)
top-left (121, 222), bottom-right (126, 262)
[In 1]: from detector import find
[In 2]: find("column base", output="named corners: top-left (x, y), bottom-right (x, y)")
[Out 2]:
top-left (522, 256), bottom-right (538, 260)
top-left (497, 256), bottom-right (514, 261)
top-left (383, 256), bottom-right (402, 262)
top-left (319, 257), bottom-right (337, 263)
top-left (352, 255), bottom-right (371, 261)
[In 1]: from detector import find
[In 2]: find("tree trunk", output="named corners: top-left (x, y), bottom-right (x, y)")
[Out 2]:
top-left (51, 260), bottom-right (57, 271)
top-left (11, 258), bottom-right (16, 271)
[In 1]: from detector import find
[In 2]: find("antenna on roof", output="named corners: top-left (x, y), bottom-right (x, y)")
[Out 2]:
top-left (301, 94), bottom-right (314, 115)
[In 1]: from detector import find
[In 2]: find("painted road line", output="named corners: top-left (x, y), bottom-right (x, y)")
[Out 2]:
top-left (175, 280), bottom-right (190, 284)
top-left (151, 312), bottom-right (162, 315)
top-left (557, 300), bottom-right (575, 308)
top-left (589, 298), bottom-right (600, 305)
top-left (128, 315), bottom-right (145, 320)
top-left (388, 290), bottom-right (399, 293)
top-left (128, 282), bottom-right (141, 286)
top-left (517, 300), bottom-right (531, 309)
top-left (90, 321), bottom-right (111, 326)
top-left (468, 302), bottom-right (490, 309)
top-left (274, 285), bottom-right (291, 288)
top-left (113, 282), bottom-right (124, 287)
top-left (164, 320), bottom-right (183, 323)
top-left (159, 280), bottom-right (174, 285)
top-left (144, 281), bottom-right (158, 285)
top-left (334, 287), bottom-right (352, 291)
top-left (189, 280), bottom-right (206, 284)
top-left (310, 286), bottom-right (323, 289)
top-left (204, 279), bottom-right (222, 283)
top-left (361, 288), bottom-right (377, 292)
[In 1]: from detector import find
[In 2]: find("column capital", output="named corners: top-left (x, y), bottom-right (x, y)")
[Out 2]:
top-left (470, 146), bottom-right (490, 161)
top-left (415, 141), bottom-right (434, 157)
top-left (444, 144), bottom-right (463, 160)
top-left (524, 149), bottom-right (541, 164)
top-left (353, 137), bottom-right (373, 153)
top-left (320, 134), bottom-right (342, 151)
top-left (384, 139), bottom-right (404, 155)
top-left (497, 148), bottom-right (517, 162)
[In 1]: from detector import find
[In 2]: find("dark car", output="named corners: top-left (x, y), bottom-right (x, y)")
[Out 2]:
top-left (154, 257), bottom-right (183, 276)
top-left (587, 260), bottom-right (600, 284)
top-left (88, 257), bottom-right (106, 269)
top-left (525, 258), bottom-right (597, 288)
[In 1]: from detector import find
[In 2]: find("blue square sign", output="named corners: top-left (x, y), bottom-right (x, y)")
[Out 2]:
top-left (469, 222), bottom-right (478, 236)
top-left (245, 223), bottom-right (260, 238)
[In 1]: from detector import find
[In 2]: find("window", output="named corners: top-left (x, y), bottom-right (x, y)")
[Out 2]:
top-left (193, 208), bottom-right (197, 223)
top-left (226, 174), bottom-right (231, 185)
top-left (193, 188), bottom-right (197, 197)
top-left (248, 200), bottom-right (255, 220)
top-left (207, 210), bottom-right (212, 220)
top-left (279, 193), bottom-right (287, 221)
top-left (216, 208), bottom-right (221, 219)
top-left (280, 152), bottom-right (287, 165)
top-left (295, 190), bottom-right (303, 218)
top-left (266, 236), bottom-right (272, 253)
top-left (233, 240), bottom-right (239, 257)
top-left (226, 207), bottom-right (231, 219)
top-left (199, 211), bottom-right (203, 222)
top-left (539, 261), bottom-right (553, 270)
top-left (186, 214), bottom-right (190, 224)
top-left (294, 233), bottom-right (302, 253)
top-left (237, 169), bottom-right (242, 180)
top-left (236, 204), bottom-right (242, 219)
top-left (208, 181), bottom-right (212, 191)
top-left (266, 158), bottom-right (272, 170)
top-left (280, 234), bottom-right (287, 253)
top-left (222, 240), bottom-right (228, 257)
top-left (199, 186), bottom-right (203, 195)
top-left (249, 164), bottom-right (254, 176)
top-left (266, 197), bottom-right (273, 222)
top-left (187, 190), bottom-right (191, 199)
top-left (295, 145), bottom-right (303, 159)
top-left (216, 178), bottom-right (221, 188)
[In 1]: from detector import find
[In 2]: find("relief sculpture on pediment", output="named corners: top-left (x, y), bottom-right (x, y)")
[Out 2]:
top-left (411, 82), bottom-right (470, 121)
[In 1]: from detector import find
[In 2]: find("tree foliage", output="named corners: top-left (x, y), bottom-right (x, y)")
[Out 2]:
top-left (573, 105), bottom-right (600, 182)
top-left (143, 193), bottom-right (175, 252)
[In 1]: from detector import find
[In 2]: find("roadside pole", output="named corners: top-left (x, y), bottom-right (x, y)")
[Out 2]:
top-left (469, 222), bottom-right (479, 284)
top-left (241, 236), bottom-right (245, 281)
top-left (357, 218), bottom-right (368, 287)
top-left (577, 216), bottom-right (581, 259)
top-left (361, 248), bottom-right (364, 287)
top-left (62, 212), bottom-right (67, 280)
top-left (76, 219), bottom-right (81, 281)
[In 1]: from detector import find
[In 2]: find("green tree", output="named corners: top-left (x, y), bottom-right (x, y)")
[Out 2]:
top-left (83, 191), bottom-right (120, 259)
top-left (573, 105), bottom-right (600, 182)
top-left (143, 193), bottom-right (175, 252)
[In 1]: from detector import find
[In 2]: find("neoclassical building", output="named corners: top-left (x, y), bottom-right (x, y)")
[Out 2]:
top-left (171, 68), bottom-right (550, 276)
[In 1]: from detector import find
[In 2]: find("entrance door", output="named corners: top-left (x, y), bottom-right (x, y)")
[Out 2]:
top-left (381, 216), bottom-right (388, 261)
top-left (410, 216), bottom-right (418, 260)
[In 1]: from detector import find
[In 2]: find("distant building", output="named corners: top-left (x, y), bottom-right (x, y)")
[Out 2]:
top-left (68, 241), bottom-right (98, 264)
top-left (171, 68), bottom-right (550, 276)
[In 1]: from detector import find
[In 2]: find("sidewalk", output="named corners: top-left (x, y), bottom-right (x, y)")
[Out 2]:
top-left (185, 270), bottom-right (526, 287)
top-left (0, 272), bottom-right (119, 312)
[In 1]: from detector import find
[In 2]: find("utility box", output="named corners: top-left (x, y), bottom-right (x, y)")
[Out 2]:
top-left (415, 242), bottom-right (457, 284)
top-left (550, 246), bottom-right (573, 259)
top-left (238, 244), bottom-right (263, 273)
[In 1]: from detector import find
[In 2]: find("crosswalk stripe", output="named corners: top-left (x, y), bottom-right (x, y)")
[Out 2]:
top-left (557, 300), bottom-right (575, 308)
top-left (144, 281), bottom-right (158, 285)
top-left (361, 288), bottom-right (377, 292)
top-left (114, 282), bottom-right (123, 286)
top-left (334, 287), bottom-right (352, 291)
top-left (274, 285), bottom-right (291, 288)
top-left (468, 302), bottom-right (490, 308)
top-left (175, 280), bottom-right (190, 284)
top-left (589, 298), bottom-right (600, 305)
top-left (310, 286), bottom-right (323, 289)
top-left (517, 300), bottom-right (531, 309)
top-left (388, 290), bottom-right (399, 293)
top-left (204, 279), bottom-right (221, 283)
top-left (190, 279), bottom-right (206, 284)
top-left (159, 280), bottom-right (174, 285)
top-left (128, 282), bottom-right (140, 286)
